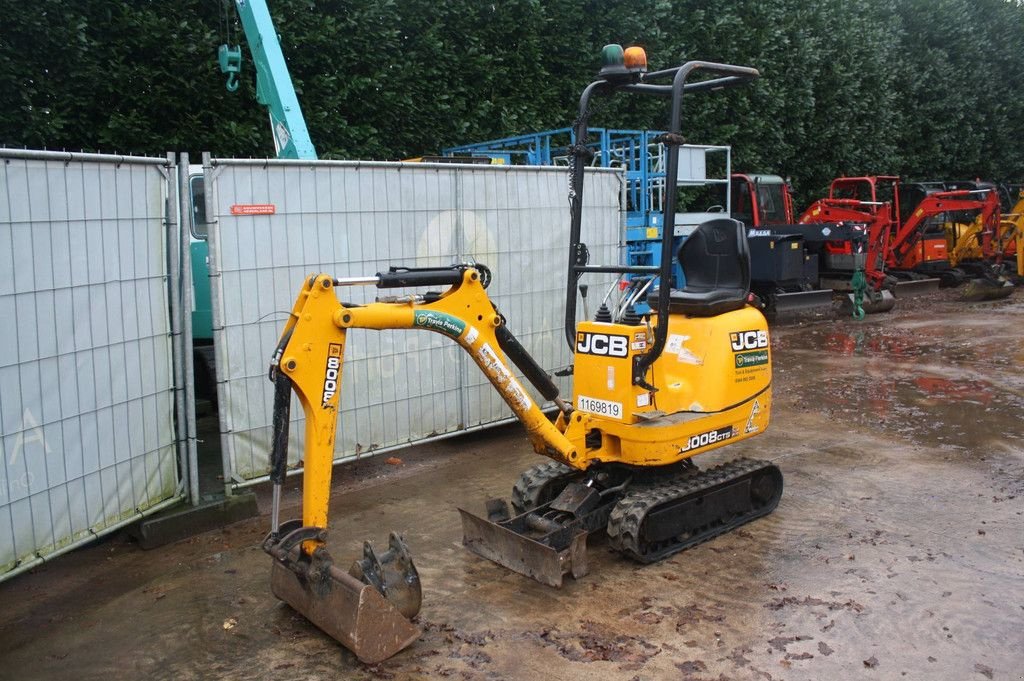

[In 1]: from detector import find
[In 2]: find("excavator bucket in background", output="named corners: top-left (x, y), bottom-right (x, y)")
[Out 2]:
top-left (839, 289), bottom-right (896, 317)
top-left (960, 277), bottom-right (1015, 302)
top-left (892, 278), bottom-right (941, 298)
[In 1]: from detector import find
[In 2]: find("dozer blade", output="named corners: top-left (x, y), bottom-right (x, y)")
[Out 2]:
top-left (458, 506), bottom-right (588, 588)
top-left (270, 559), bottom-right (421, 664)
top-left (768, 289), bottom-right (835, 322)
top-left (960, 278), bottom-right (1015, 302)
top-left (893, 278), bottom-right (940, 297)
top-left (841, 290), bottom-right (896, 316)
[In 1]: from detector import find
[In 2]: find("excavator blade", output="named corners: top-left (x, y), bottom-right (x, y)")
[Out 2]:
top-left (840, 290), bottom-right (896, 316)
top-left (458, 501), bottom-right (589, 585)
top-left (270, 559), bottom-right (421, 664)
top-left (893, 278), bottom-right (940, 297)
top-left (960, 278), bottom-right (1015, 302)
top-left (768, 289), bottom-right (835, 322)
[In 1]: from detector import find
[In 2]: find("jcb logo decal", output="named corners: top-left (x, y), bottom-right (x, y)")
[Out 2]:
top-left (730, 330), bottom-right (768, 352)
top-left (576, 332), bottom-right (628, 358)
top-left (321, 343), bottom-right (343, 406)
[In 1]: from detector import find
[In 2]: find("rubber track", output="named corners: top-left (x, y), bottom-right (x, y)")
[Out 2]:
top-left (510, 461), bottom-right (575, 514)
top-left (607, 457), bottom-right (780, 564)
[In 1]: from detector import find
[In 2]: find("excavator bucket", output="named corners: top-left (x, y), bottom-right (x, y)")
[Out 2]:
top-left (840, 289), bottom-right (896, 316)
top-left (768, 289), bottom-right (836, 322)
top-left (893, 278), bottom-right (940, 297)
top-left (270, 560), bottom-right (420, 664)
top-left (262, 369), bottom-right (422, 663)
top-left (960, 277), bottom-right (1015, 302)
top-left (265, 525), bottom-right (422, 664)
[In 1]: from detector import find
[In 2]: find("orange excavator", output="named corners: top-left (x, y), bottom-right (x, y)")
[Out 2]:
top-left (731, 173), bottom-right (893, 319)
top-left (803, 176), bottom-right (1012, 301)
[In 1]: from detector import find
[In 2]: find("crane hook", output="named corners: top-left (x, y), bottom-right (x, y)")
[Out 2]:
top-left (218, 44), bottom-right (243, 93)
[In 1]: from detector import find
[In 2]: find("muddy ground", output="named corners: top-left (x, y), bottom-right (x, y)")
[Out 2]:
top-left (1, 291), bottom-right (1022, 680)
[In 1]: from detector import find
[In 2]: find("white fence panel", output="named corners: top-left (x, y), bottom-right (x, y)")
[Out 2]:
top-left (206, 159), bottom-right (621, 484)
top-left (0, 150), bottom-right (182, 580)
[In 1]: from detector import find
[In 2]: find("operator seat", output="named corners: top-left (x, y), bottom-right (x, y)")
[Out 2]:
top-left (647, 218), bottom-right (751, 317)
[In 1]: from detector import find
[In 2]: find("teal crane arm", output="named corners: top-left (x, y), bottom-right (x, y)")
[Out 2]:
top-left (226, 0), bottom-right (317, 160)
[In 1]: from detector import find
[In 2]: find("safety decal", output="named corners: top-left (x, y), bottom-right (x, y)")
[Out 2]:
top-left (745, 399), bottom-right (762, 433)
top-left (230, 204), bottom-right (276, 216)
top-left (479, 343), bottom-right (530, 411)
top-left (667, 333), bottom-right (702, 365)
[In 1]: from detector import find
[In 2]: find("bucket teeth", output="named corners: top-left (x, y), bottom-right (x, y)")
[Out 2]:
top-left (265, 525), bottom-right (423, 662)
top-left (270, 558), bottom-right (421, 664)
top-left (350, 533), bottom-right (422, 619)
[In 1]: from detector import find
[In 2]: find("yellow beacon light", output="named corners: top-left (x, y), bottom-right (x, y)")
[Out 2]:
top-left (624, 46), bottom-right (648, 71)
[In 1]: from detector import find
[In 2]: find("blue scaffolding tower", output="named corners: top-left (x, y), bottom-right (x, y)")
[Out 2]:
top-left (444, 129), bottom-right (731, 297)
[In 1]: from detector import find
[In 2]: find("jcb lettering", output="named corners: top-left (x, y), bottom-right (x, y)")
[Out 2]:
top-left (576, 332), bottom-right (629, 358)
top-left (730, 329), bottom-right (769, 352)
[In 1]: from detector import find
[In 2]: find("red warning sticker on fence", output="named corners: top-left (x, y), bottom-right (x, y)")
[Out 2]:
top-left (230, 204), bottom-right (276, 216)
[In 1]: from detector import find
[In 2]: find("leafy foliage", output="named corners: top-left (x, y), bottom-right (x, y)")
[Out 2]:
top-left (1, 0), bottom-right (1021, 201)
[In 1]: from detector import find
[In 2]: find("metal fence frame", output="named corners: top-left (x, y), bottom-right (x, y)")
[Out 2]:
top-left (0, 149), bottom-right (185, 581)
top-left (203, 157), bottom-right (623, 488)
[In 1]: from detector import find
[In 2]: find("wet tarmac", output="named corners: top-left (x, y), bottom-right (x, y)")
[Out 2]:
top-left (1, 290), bottom-right (1022, 680)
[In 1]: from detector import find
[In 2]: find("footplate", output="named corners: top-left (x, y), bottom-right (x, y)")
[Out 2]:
top-left (458, 482), bottom-right (613, 587)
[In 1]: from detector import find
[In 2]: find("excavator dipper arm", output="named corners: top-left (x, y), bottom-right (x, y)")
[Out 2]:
top-left (261, 266), bottom-right (578, 663)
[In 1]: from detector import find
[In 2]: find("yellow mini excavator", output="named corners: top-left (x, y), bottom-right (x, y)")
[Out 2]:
top-left (261, 46), bottom-right (783, 663)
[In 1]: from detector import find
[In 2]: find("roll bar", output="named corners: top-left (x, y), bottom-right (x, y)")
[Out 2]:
top-left (564, 60), bottom-right (759, 388)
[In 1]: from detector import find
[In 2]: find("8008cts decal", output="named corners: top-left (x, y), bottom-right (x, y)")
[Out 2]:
top-left (321, 343), bottom-right (344, 406)
top-left (680, 426), bottom-right (735, 453)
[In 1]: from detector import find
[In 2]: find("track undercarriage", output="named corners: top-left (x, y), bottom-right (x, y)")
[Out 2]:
top-left (460, 457), bottom-right (783, 586)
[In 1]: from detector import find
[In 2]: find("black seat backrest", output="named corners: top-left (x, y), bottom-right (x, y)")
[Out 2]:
top-left (677, 218), bottom-right (751, 294)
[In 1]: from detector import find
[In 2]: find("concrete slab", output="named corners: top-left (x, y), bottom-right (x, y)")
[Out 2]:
top-left (128, 492), bottom-right (259, 550)
top-left (0, 289), bottom-right (1021, 680)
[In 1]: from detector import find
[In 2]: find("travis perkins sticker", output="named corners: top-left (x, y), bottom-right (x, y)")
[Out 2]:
top-left (735, 349), bottom-right (769, 368)
top-left (413, 311), bottom-right (466, 337)
top-left (321, 343), bottom-right (343, 406)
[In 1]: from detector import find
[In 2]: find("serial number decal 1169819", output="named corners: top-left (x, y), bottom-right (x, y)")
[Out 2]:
top-left (576, 395), bottom-right (623, 419)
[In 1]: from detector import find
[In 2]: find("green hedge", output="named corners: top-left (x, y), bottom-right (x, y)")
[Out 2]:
top-left (1, 0), bottom-right (1021, 203)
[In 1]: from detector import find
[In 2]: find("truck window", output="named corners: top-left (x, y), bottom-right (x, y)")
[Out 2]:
top-left (189, 176), bottom-right (208, 239)
top-left (756, 183), bottom-right (788, 224)
top-left (731, 178), bottom-right (754, 227)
